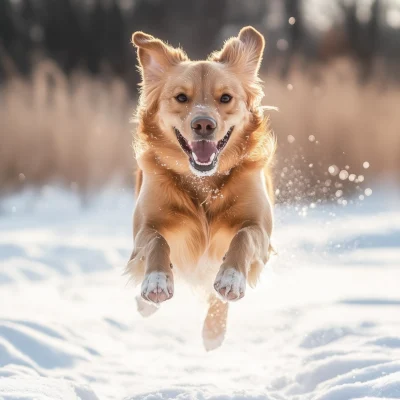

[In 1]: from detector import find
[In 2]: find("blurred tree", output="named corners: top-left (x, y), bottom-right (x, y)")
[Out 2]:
top-left (281, 0), bottom-right (304, 77)
top-left (0, 0), bottom-right (400, 87)
top-left (0, 0), bottom-right (17, 81)
top-left (59, 0), bottom-right (87, 72)
top-left (341, 0), bottom-right (379, 83)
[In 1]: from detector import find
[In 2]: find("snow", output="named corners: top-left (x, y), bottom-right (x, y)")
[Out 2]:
top-left (0, 185), bottom-right (399, 400)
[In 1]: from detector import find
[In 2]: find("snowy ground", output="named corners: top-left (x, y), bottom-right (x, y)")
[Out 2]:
top-left (0, 185), bottom-right (399, 400)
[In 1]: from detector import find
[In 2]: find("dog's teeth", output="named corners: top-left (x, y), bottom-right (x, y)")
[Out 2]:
top-left (192, 153), bottom-right (216, 165)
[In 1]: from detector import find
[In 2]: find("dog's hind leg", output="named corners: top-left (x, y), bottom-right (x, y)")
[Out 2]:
top-left (202, 294), bottom-right (229, 351)
top-left (136, 295), bottom-right (159, 317)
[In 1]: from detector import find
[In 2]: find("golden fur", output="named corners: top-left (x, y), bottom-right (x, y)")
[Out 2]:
top-left (127, 26), bottom-right (275, 350)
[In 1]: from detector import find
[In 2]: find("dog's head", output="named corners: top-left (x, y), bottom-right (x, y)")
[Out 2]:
top-left (132, 26), bottom-right (268, 176)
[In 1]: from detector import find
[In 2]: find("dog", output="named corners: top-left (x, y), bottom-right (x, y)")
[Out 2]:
top-left (127, 26), bottom-right (275, 350)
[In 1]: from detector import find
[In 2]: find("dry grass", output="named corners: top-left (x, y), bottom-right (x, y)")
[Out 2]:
top-left (1, 58), bottom-right (399, 199)
top-left (0, 61), bottom-right (134, 195)
top-left (264, 58), bottom-right (400, 202)
top-left (266, 59), bottom-right (400, 174)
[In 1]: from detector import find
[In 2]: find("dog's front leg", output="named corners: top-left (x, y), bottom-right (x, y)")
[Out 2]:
top-left (132, 228), bottom-right (173, 304)
top-left (214, 224), bottom-right (269, 302)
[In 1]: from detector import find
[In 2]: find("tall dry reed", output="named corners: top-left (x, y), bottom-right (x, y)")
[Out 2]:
top-left (0, 58), bottom-right (398, 201)
top-left (0, 61), bottom-right (134, 195)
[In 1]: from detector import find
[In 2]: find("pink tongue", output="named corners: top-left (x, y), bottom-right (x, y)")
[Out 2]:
top-left (190, 141), bottom-right (217, 163)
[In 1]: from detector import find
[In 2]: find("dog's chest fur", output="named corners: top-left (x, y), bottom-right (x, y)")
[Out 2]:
top-left (159, 179), bottom-right (238, 285)
top-left (163, 210), bottom-right (235, 289)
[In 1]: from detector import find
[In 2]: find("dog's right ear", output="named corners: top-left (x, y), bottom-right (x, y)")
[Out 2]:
top-left (209, 26), bottom-right (265, 77)
top-left (132, 32), bottom-right (188, 82)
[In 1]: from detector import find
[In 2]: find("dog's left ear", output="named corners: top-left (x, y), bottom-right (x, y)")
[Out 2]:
top-left (210, 26), bottom-right (265, 76)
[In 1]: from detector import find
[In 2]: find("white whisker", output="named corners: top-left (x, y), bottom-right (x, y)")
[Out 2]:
top-left (261, 105), bottom-right (279, 112)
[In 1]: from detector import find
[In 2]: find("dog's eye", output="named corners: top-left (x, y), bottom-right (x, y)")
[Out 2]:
top-left (175, 93), bottom-right (188, 103)
top-left (220, 94), bottom-right (232, 103)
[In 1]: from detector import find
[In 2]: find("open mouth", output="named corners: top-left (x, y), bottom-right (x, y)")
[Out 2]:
top-left (174, 127), bottom-right (234, 175)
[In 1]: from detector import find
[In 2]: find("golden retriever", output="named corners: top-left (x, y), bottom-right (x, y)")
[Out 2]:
top-left (127, 26), bottom-right (275, 350)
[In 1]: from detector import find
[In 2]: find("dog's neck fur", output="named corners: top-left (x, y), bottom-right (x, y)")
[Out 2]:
top-left (175, 168), bottom-right (236, 206)
top-left (141, 154), bottom-right (236, 204)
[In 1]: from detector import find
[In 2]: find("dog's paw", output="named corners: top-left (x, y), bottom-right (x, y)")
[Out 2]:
top-left (214, 267), bottom-right (246, 302)
top-left (141, 271), bottom-right (174, 304)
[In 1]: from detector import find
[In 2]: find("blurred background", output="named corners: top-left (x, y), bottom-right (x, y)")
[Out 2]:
top-left (1, 0), bottom-right (399, 204)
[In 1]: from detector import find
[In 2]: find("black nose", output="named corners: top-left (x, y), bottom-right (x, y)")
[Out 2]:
top-left (191, 116), bottom-right (217, 137)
